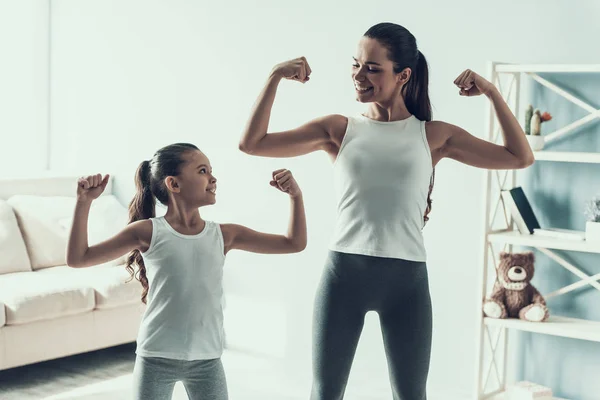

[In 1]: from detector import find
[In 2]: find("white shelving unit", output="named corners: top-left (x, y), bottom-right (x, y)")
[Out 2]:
top-left (474, 63), bottom-right (600, 400)
top-left (488, 231), bottom-right (600, 254)
top-left (533, 151), bottom-right (600, 164)
top-left (488, 393), bottom-right (569, 400)
top-left (484, 316), bottom-right (600, 343)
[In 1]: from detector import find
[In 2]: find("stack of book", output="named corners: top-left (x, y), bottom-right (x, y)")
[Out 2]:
top-left (501, 187), bottom-right (585, 241)
top-left (505, 381), bottom-right (554, 400)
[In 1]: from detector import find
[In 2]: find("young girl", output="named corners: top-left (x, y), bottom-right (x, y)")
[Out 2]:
top-left (66, 142), bottom-right (307, 400)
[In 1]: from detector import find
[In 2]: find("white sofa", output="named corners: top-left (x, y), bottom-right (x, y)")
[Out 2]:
top-left (0, 175), bottom-right (144, 371)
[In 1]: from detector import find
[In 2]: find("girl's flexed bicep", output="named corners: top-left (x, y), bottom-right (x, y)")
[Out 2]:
top-left (66, 219), bottom-right (152, 268)
top-left (220, 169), bottom-right (307, 256)
top-left (220, 224), bottom-right (305, 256)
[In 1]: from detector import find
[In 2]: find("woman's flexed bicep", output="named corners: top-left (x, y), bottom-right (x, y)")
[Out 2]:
top-left (239, 57), bottom-right (347, 159)
top-left (431, 121), bottom-right (533, 170)
top-left (240, 114), bottom-right (346, 158)
top-left (66, 220), bottom-right (152, 268)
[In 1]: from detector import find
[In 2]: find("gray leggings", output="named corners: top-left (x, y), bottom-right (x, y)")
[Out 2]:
top-left (311, 251), bottom-right (432, 400)
top-left (132, 355), bottom-right (228, 400)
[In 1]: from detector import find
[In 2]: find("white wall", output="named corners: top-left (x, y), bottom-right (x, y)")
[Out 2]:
top-left (46, 0), bottom-right (600, 398)
top-left (0, 0), bottom-right (49, 176)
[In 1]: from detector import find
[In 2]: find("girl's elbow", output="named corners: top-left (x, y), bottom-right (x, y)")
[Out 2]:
top-left (296, 244), bottom-right (307, 253)
top-left (66, 252), bottom-right (89, 268)
top-left (286, 238), bottom-right (307, 253)
top-left (66, 258), bottom-right (82, 268)
top-left (293, 240), bottom-right (307, 252)
top-left (238, 141), bottom-right (249, 154)
top-left (238, 141), bottom-right (255, 155)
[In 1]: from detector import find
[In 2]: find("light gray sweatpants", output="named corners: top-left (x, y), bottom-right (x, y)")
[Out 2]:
top-left (132, 355), bottom-right (228, 400)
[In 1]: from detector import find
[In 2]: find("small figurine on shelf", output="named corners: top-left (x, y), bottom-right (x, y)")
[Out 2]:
top-left (524, 107), bottom-right (552, 151)
top-left (506, 381), bottom-right (553, 399)
top-left (482, 251), bottom-right (549, 322)
top-left (524, 104), bottom-right (533, 135)
top-left (530, 109), bottom-right (552, 136)
top-left (585, 194), bottom-right (600, 242)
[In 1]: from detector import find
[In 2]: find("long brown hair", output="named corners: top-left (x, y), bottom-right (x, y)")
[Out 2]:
top-left (125, 143), bottom-right (200, 303)
top-left (364, 23), bottom-right (435, 225)
top-left (424, 169), bottom-right (435, 226)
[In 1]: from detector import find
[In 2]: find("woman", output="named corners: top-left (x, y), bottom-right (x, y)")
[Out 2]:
top-left (239, 22), bottom-right (532, 400)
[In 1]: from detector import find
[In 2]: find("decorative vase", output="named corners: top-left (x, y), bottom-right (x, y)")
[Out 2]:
top-left (526, 135), bottom-right (545, 151)
top-left (585, 221), bottom-right (600, 242)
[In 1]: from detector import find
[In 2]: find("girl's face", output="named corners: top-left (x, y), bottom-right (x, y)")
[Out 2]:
top-left (351, 37), bottom-right (410, 104)
top-left (171, 150), bottom-right (217, 207)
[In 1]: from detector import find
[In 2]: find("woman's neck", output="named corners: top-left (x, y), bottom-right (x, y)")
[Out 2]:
top-left (364, 100), bottom-right (411, 122)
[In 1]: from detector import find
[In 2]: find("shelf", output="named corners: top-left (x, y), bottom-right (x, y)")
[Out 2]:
top-left (484, 316), bottom-right (600, 343)
top-left (487, 231), bottom-right (600, 254)
top-left (478, 63), bottom-right (598, 400)
top-left (495, 64), bottom-right (600, 73)
top-left (533, 151), bottom-right (600, 164)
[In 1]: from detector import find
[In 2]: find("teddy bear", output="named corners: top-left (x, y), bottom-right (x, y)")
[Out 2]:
top-left (483, 251), bottom-right (549, 322)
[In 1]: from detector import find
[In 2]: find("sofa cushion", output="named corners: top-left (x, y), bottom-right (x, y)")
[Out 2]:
top-left (6, 195), bottom-right (129, 270)
top-left (37, 265), bottom-right (141, 309)
top-left (0, 200), bottom-right (32, 274)
top-left (0, 300), bottom-right (5, 327)
top-left (0, 271), bottom-right (95, 325)
top-left (6, 195), bottom-right (76, 270)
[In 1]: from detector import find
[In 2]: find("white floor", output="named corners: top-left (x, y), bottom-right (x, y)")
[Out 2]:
top-left (0, 344), bottom-right (461, 400)
top-left (35, 350), bottom-right (305, 400)
top-left (24, 349), bottom-right (393, 400)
